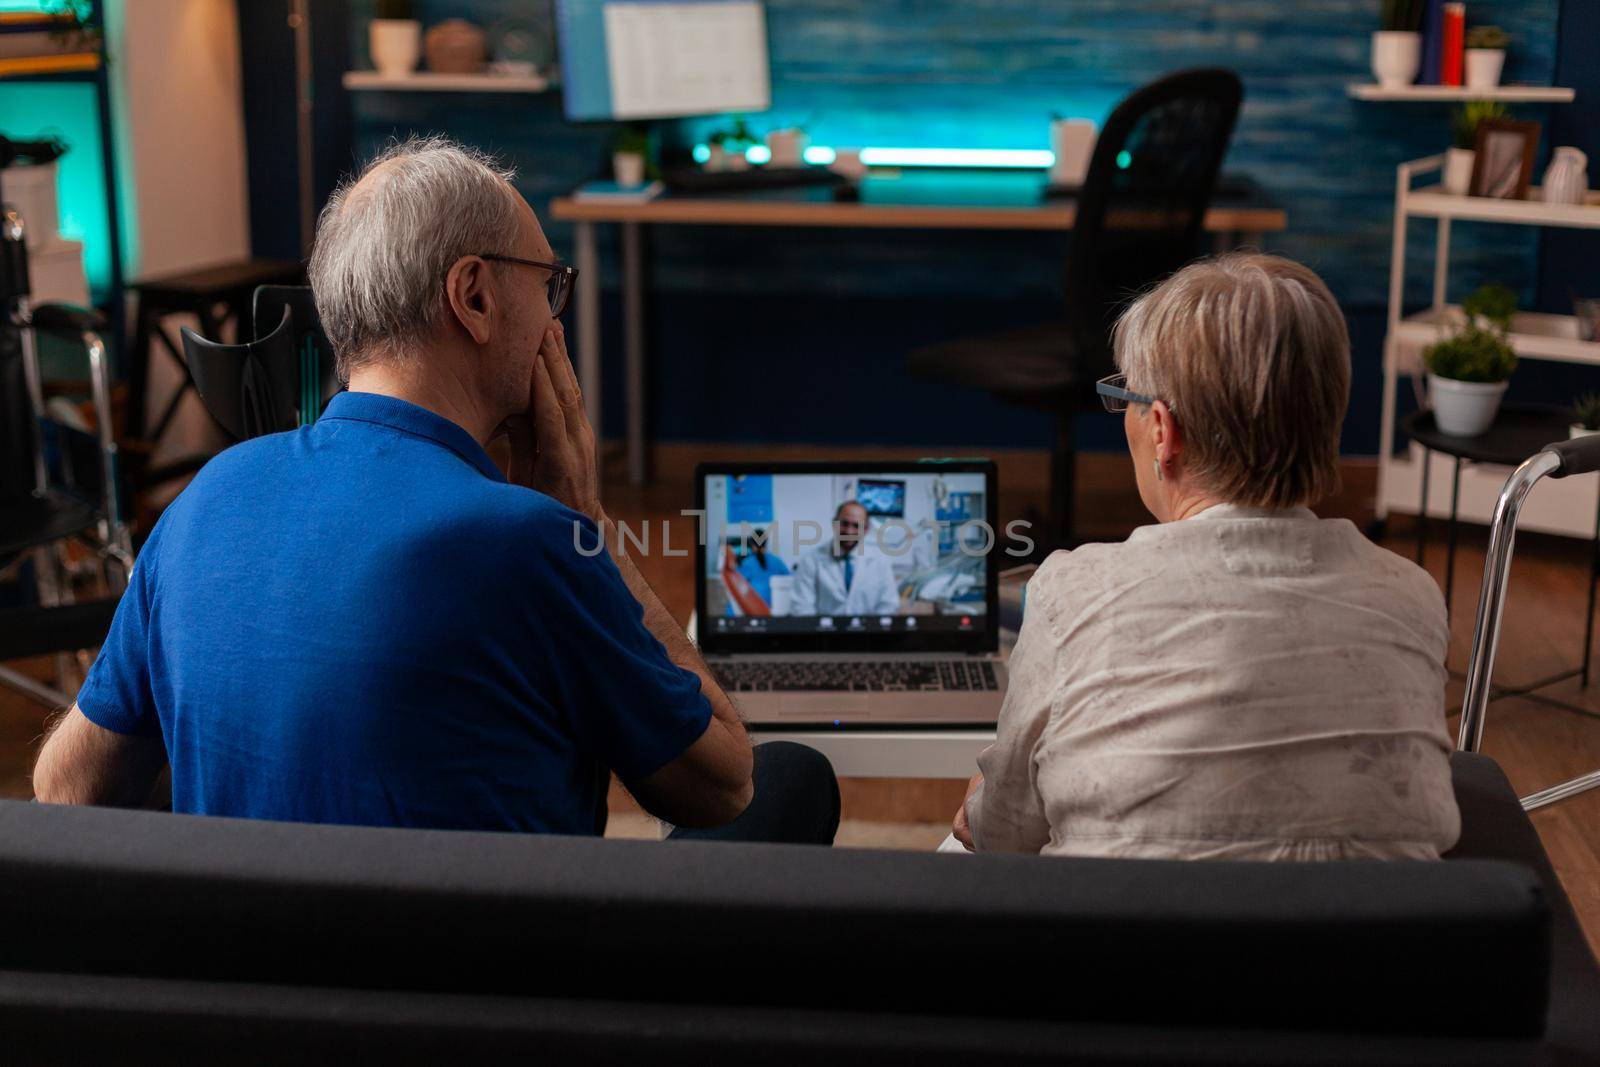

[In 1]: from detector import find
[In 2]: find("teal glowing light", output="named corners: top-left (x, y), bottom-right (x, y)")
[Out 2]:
top-left (686, 143), bottom-right (1057, 170)
top-left (858, 147), bottom-right (1054, 168)
top-left (0, 82), bottom-right (115, 298)
top-left (1116, 149), bottom-right (1132, 169)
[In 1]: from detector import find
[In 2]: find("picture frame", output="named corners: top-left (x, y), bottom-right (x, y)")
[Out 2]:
top-left (1469, 119), bottom-right (1541, 200)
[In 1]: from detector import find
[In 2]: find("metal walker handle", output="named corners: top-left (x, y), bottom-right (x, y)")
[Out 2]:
top-left (1458, 436), bottom-right (1600, 810)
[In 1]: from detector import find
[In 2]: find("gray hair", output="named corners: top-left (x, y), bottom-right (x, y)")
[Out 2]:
top-left (308, 136), bottom-right (520, 380)
top-left (1113, 253), bottom-right (1350, 509)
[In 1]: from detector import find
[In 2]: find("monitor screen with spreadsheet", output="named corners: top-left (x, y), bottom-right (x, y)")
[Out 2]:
top-left (556, 0), bottom-right (772, 121)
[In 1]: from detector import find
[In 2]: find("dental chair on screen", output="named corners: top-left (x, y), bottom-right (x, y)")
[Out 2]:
top-left (178, 286), bottom-right (339, 440)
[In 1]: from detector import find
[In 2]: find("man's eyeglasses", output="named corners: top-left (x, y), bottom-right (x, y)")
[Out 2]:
top-left (1096, 373), bottom-right (1164, 413)
top-left (477, 253), bottom-right (579, 318)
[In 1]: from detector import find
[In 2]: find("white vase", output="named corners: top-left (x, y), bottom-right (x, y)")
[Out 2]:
top-left (370, 19), bottom-right (421, 78)
top-left (612, 151), bottom-right (646, 186)
top-left (1464, 49), bottom-right (1505, 90)
top-left (1430, 376), bottom-right (1508, 436)
top-left (1542, 146), bottom-right (1589, 206)
top-left (1371, 31), bottom-right (1422, 88)
top-left (1443, 148), bottom-right (1475, 195)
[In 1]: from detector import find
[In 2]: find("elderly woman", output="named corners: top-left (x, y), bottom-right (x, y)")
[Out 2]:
top-left (955, 253), bottom-right (1459, 860)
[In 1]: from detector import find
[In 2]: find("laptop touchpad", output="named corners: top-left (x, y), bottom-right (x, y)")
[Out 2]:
top-left (780, 694), bottom-right (871, 716)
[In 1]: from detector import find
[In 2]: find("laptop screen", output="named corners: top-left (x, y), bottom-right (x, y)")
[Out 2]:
top-left (696, 461), bottom-right (1001, 653)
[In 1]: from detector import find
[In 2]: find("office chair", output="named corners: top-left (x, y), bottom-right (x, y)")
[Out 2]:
top-left (179, 284), bottom-right (338, 439)
top-left (0, 207), bottom-right (131, 708)
top-left (907, 68), bottom-right (1243, 547)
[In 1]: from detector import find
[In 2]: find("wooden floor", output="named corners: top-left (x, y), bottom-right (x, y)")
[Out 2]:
top-left (4, 443), bottom-right (1598, 957)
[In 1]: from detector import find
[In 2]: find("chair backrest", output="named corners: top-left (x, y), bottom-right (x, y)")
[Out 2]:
top-left (181, 285), bottom-right (338, 441)
top-left (1065, 68), bottom-right (1243, 382)
top-left (253, 284), bottom-right (339, 426)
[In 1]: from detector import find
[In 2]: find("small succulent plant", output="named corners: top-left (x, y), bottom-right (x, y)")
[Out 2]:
top-left (1574, 393), bottom-right (1600, 432)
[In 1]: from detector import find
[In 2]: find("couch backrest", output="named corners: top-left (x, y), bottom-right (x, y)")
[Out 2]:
top-left (0, 799), bottom-right (1549, 1039)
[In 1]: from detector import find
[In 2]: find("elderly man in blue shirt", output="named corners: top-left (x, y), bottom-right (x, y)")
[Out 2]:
top-left (32, 137), bottom-right (837, 844)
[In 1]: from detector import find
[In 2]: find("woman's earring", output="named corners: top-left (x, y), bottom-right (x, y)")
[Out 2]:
top-left (1152, 459), bottom-right (1164, 483)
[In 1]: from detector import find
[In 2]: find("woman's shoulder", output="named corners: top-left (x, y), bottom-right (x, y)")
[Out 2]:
top-left (1024, 541), bottom-right (1139, 615)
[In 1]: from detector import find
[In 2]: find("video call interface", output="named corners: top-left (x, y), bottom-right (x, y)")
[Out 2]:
top-left (703, 472), bottom-right (989, 635)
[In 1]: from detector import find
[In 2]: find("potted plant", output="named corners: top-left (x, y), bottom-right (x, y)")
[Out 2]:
top-left (704, 130), bottom-right (734, 172)
top-left (1372, 0), bottom-right (1424, 88)
top-left (612, 124), bottom-right (650, 186)
top-left (1424, 289), bottom-right (1518, 436)
top-left (1445, 100), bottom-right (1507, 195)
top-left (724, 117), bottom-right (757, 169)
top-left (1462, 281), bottom-right (1517, 333)
top-left (370, 0), bottom-right (421, 78)
top-left (1571, 393), bottom-right (1600, 439)
top-left (1465, 25), bottom-right (1509, 90)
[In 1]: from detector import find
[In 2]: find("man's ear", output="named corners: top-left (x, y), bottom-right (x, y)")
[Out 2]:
top-left (444, 255), bottom-right (496, 345)
top-left (1149, 399), bottom-right (1182, 467)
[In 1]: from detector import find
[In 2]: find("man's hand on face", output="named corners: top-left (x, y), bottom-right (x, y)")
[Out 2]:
top-left (514, 322), bottom-right (603, 524)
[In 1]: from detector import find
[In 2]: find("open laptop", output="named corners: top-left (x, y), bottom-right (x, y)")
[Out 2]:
top-left (695, 460), bottom-right (1007, 726)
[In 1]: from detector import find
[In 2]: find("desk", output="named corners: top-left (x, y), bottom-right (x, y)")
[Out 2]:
top-left (549, 172), bottom-right (1288, 485)
top-left (745, 728), bottom-right (993, 779)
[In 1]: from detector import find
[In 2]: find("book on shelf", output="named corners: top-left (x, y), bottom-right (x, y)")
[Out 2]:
top-left (1419, 0), bottom-right (1444, 84)
top-left (1439, 3), bottom-right (1464, 87)
top-left (0, 53), bottom-right (98, 77)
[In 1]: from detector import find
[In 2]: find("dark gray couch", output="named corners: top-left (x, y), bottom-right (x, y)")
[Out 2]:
top-left (0, 753), bottom-right (1595, 1065)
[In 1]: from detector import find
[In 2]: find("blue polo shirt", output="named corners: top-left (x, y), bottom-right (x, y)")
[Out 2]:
top-left (76, 392), bottom-right (711, 834)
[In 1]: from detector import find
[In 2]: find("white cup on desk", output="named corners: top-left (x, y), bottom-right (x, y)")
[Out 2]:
top-left (765, 127), bottom-right (810, 167)
top-left (1048, 118), bottom-right (1097, 187)
top-left (829, 148), bottom-right (867, 181)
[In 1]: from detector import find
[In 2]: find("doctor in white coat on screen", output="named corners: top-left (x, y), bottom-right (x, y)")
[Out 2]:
top-left (789, 501), bottom-right (901, 617)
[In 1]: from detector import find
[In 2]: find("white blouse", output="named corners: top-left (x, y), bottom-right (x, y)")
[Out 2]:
top-left (969, 505), bottom-right (1461, 861)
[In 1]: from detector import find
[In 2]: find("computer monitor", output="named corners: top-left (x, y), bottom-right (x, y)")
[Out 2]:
top-left (696, 461), bottom-right (1000, 651)
top-left (556, 0), bottom-right (772, 122)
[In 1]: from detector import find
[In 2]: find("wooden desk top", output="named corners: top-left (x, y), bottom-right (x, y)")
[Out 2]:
top-left (550, 172), bottom-right (1286, 233)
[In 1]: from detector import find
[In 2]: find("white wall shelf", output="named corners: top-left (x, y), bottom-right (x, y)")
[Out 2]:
top-left (1394, 307), bottom-right (1600, 368)
top-left (1348, 83), bottom-right (1574, 103)
top-left (1405, 187), bottom-right (1600, 229)
top-left (1375, 155), bottom-right (1600, 539)
top-left (343, 71), bottom-right (554, 93)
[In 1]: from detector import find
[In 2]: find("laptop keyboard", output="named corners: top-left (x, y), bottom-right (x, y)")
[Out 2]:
top-left (713, 660), bottom-right (1000, 693)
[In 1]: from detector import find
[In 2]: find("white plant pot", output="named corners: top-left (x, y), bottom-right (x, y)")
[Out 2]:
top-left (1371, 31), bottom-right (1422, 88)
top-left (1571, 424), bottom-right (1600, 440)
top-left (613, 151), bottom-right (646, 186)
top-left (370, 19), bottom-right (421, 78)
top-left (1464, 49), bottom-right (1506, 90)
top-left (1429, 376), bottom-right (1508, 436)
top-left (1443, 147), bottom-right (1475, 196)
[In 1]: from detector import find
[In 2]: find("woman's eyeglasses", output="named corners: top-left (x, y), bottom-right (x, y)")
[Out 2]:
top-left (1095, 373), bottom-right (1163, 413)
top-left (477, 253), bottom-right (580, 317)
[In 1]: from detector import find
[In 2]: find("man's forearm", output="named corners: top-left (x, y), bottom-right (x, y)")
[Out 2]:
top-left (604, 521), bottom-right (744, 731)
